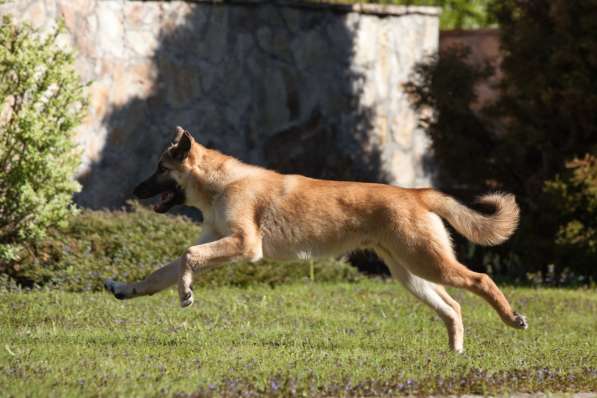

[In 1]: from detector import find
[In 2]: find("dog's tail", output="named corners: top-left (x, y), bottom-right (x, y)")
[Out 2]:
top-left (420, 189), bottom-right (519, 246)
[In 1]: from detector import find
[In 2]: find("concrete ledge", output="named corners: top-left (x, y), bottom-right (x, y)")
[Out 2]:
top-left (140, 0), bottom-right (442, 17)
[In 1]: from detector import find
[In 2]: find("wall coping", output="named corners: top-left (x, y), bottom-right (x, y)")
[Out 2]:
top-left (142, 1), bottom-right (441, 17)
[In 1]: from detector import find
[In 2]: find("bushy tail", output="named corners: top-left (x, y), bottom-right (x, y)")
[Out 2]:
top-left (421, 190), bottom-right (520, 246)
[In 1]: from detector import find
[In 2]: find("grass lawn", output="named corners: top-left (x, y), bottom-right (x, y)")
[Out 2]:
top-left (1, 280), bottom-right (596, 397)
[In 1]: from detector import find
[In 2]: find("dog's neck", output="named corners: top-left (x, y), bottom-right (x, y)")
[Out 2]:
top-left (180, 145), bottom-right (257, 215)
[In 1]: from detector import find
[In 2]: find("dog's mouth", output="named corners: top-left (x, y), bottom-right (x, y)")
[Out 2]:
top-left (154, 186), bottom-right (184, 213)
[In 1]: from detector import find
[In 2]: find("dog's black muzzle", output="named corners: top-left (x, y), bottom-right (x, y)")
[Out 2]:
top-left (133, 173), bottom-right (185, 213)
top-left (133, 173), bottom-right (165, 199)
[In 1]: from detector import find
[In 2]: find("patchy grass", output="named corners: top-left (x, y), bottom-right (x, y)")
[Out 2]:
top-left (1, 281), bottom-right (596, 396)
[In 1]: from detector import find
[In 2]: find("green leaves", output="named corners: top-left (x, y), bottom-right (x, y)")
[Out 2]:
top-left (0, 16), bottom-right (86, 262)
top-left (545, 155), bottom-right (597, 276)
top-left (402, 0), bottom-right (494, 29)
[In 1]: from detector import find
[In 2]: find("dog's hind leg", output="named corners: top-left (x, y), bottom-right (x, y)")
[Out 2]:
top-left (376, 248), bottom-right (464, 353)
top-left (427, 257), bottom-right (528, 330)
top-left (388, 213), bottom-right (527, 330)
top-left (434, 285), bottom-right (462, 322)
top-left (384, 218), bottom-right (528, 329)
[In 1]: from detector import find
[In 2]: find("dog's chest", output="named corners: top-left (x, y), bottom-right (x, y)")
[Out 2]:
top-left (260, 229), bottom-right (361, 261)
top-left (261, 239), bottom-right (318, 261)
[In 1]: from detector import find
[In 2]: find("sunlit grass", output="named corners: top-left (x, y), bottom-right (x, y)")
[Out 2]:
top-left (1, 280), bottom-right (596, 396)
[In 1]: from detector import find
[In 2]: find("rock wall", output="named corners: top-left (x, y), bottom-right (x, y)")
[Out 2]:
top-left (0, 0), bottom-right (440, 209)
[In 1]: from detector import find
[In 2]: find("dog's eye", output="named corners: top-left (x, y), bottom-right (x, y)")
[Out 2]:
top-left (157, 164), bottom-right (167, 173)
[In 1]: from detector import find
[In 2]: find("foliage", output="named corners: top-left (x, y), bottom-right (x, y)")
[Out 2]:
top-left (545, 155), bottom-right (597, 280)
top-left (3, 203), bottom-right (360, 291)
top-left (0, 17), bottom-right (86, 262)
top-left (406, 0), bottom-right (597, 282)
top-left (400, 0), bottom-right (494, 29)
top-left (1, 284), bottom-right (596, 396)
top-left (404, 47), bottom-right (495, 192)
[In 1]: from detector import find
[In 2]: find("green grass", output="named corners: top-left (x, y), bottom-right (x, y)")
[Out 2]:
top-left (1, 280), bottom-right (596, 397)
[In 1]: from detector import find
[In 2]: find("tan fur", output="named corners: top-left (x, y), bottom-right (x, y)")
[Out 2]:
top-left (420, 190), bottom-right (520, 246)
top-left (105, 129), bottom-right (528, 352)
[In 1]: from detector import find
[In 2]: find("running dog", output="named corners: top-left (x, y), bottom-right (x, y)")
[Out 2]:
top-left (105, 126), bottom-right (527, 352)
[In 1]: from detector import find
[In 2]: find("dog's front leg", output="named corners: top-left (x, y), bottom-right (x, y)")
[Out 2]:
top-left (105, 257), bottom-right (182, 300)
top-left (105, 230), bottom-right (218, 301)
top-left (178, 233), bottom-right (261, 307)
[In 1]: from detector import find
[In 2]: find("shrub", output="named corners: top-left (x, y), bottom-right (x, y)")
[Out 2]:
top-left (400, 0), bottom-right (494, 29)
top-left (544, 155), bottom-right (597, 282)
top-left (404, 47), bottom-right (495, 193)
top-left (406, 0), bottom-right (597, 282)
top-left (6, 203), bottom-right (361, 291)
top-left (0, 17), bottom-right (86, 262)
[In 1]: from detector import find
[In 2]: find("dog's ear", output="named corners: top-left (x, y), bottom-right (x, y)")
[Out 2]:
top-left (174, 126), bottom-right (186, 142)
top-left (170, 126), bottom-right (193, 161)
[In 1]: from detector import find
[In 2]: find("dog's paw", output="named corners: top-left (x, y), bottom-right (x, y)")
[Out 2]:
top-left (104, 278), bottom-right (128, 300)
top-left (180, 291), bottom-right (194, 308)
top-left (512, 312), bottom-right (528, 330)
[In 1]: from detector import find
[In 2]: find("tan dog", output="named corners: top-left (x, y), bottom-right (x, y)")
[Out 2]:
top-left (105, 126), bottom-right (527, 352)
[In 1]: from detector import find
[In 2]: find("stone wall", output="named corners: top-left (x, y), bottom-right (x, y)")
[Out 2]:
top-left (0, 0), bottom-right (440, 209)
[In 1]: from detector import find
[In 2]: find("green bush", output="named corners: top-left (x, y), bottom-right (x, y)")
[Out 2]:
top-left (0, 17), bottom-right (86, 262)
top-left (544, 155), bottom-right (597, 282)
top-left (399, 0), bottom-right (494, 29)
top-left (406, 0), bottom-right (597, 282)
top-left (4, 203), bottom-right (361, 291)
top-left (404, 47), bottom-right (495, 191)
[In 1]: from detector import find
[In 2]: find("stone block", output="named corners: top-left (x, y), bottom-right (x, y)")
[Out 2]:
top-left (123, 1), bottom-right (161, 32)
top-left (160, 2), bottom-right (195, 35)
top-left (291, 30), bottom-right (329, 72)
top-left (164, 64), bottom-right (196, 108)
top-left (126, 31), bottom-right (159, 56)
top-left (95, 2), bottom-right (124, 58)
top-left (22, 1), bottom-right (47, 30)
top-left (393, 112), bottom-right (416, 150)
top-left (391, 151), bottom-right (416, 187)
top-left (88, 82), bottom-right (110, 121)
